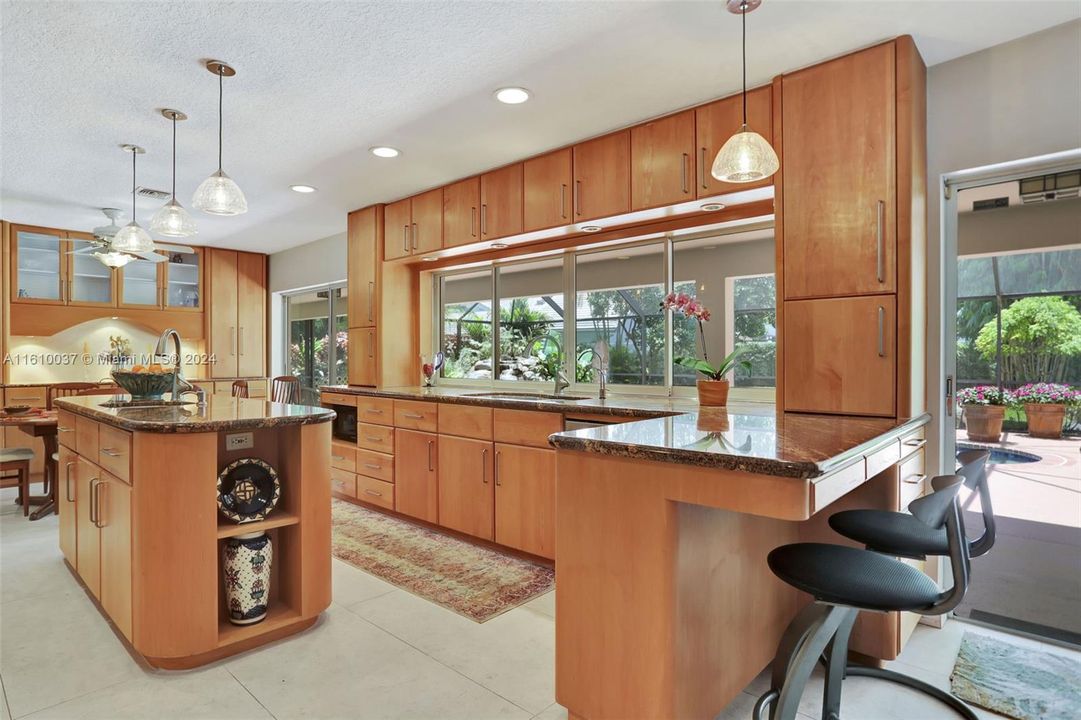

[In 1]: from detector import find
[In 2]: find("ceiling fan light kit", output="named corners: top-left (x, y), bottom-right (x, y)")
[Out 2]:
top-left (150, 109), bottom-right (198, 237)
top-left (193, 60), bottom-right (248, 216)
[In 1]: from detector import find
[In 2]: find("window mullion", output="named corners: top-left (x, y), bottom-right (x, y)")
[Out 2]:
top-left (565, 253), bottom-right (576, 389)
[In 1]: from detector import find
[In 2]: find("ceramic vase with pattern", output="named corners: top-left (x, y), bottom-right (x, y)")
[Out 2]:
top-left (223, 531), bottom-right (273, 625)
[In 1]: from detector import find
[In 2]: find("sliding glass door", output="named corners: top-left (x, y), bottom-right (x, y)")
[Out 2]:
top-left (284, 284), bottom-right (348, 404)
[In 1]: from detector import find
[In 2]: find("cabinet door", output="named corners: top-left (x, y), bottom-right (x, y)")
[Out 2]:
top-left (696, 86), bottom-right (773, 197)
top-left (443, 177), bottom-right (481, 248)
top-left (118, 257), bottom-right (163, 308)
top-left (236, 252), bottom-right (266, 377)
top-left (99, 473), bottom-right (133, 641)
top-left (784, 296), bottom-right (896, 417)
top-left (11, 226), bottom-right (64, 304)
top-left (76, 460), bottom-right (102, 599)
top-left (494, 444), bottom-right (555, 559)
top-left (207, 249), bottom-right (239, 377)
top-left (57, 445), bottom-right (79, 568)
top-left (68, 234), bottom-right (115, 306)
top-left (631, 110), bottom-right (695, 210)
top-left (573, 131), bottom-right (631, 221)
top-left (438, 436), bottom-right (494, 540)
top-left (480, 164), bottom-right (523, 240)
top-left (394, 429), bottom-right (438, 523)
top-left (781, 43), bottom-right (896, 299)
top-left (347, 328), bottom-right (377, 386)
top-left (348, 207), bottom-right (379, 327)
top-left (524, 148), bottom-right (573, 232)
top-left (384, 198), bottom-right (413, 261)
top-left (163, 248), bottom-right (202, 310)
top-left (411, 188), bottom-right (444, 255)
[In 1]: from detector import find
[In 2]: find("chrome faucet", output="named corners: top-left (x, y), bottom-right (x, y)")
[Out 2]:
top-left (154, 328), bottom-right (206, 408)
top-left (592, 341), bottom-right (609, 400)
top-left (527, 335), bottom-right (570, 397)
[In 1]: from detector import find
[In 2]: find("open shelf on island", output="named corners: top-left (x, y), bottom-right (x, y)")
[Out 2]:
top-left (217, 604), bottom-right (302, 647)
top-left (216, 511), bottom-right (299, 539)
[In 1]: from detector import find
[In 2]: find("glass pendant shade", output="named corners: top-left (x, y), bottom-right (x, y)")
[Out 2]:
top-left (193, 169), bottom-right (248, 216)
top-left (95, 251), bottom-right (133, 268)
top-left (711, 125), bottom-right (780, 183)
top-left (110, 221), bottom-right (154, 254)
top-left (150, 198), bottom-right (198, 237)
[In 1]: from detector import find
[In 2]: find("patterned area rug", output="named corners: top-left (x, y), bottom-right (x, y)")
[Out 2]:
top-left (950, 631), bottom-right (1081, 720)
top-left (331, 499), bottom-right (554, 622)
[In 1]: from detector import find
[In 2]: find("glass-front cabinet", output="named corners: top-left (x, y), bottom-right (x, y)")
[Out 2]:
top-left (12, 227), bottom-right (64, 303)
top-left (164, 249), bottom-right (201, 310)
top-left (68, 235), bottom-right (115, 305)
top-left (119, 258), bottom-right (161, 307)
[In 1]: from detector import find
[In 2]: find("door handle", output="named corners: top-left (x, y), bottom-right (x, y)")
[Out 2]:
top-left (363, 462), bottom-right (382, 470)
top-left (480, 204), bottom-right (487, 235)
top-left (877, 306), bottom-right (886, 358)
top-left (58, 425), bottom-right (74, 433)
top-left (364, 435), bottom-right (383, 442)
top-left (65, 462), bottom-right (76, 502)
top-left (331, 454), bottom-right (345, 461)
top-left (101, 447), bottom-right (123, 457)
top-left (482, 448), bottom-right (489, 484)
top-left (368, 331), bottom-right (374, 358)
top-left (574, 180), bottom-right (582, 216)
top-left (495, 450), bottom-right (502, 487)
top-left (230, 327), bottom-right (236, 356)
top-left (945, 375), bottom-right (954, 417)
top-left (367, 281), bottom-right (374, 322)
top-left (402, 412), bottom-right (423, 419)
top-left (700, 147), bottom-right (708, 189)
top-left (560, 184), bottom-right (567, 219)
top-left (402, 225), bottom-right (409, 253)
top-left (238, 326), bottom-right (244, 356)
top-left (471, 207), bottom-right (477, 237)
top-left (412, 222), bottom-right (418, 249)
top-left (875, 200), bottom-right (885, 283)
top-left (903, 473), bottom-right (927, 486)
top-left (363, 488), bottom-right (383, 498)
top-left (96, 480), bottom-right (107, 528)
top-left (681, 153), bottom-right (689, 194)
top-left (427, 440), bottom-right (435, 472)
top-left (89, 478), bottom-right (100, 527)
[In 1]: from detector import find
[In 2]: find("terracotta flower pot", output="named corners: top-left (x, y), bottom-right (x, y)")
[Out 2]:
top-left (964, 404), bottom-right (1005, 443)
top-left (697, 379), bottom-right (730, 407)
top-left (1025, 403), bottom-right (1067, 439)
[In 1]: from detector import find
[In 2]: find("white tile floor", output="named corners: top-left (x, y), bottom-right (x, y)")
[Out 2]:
top-left (1, 486), bottom-right (1075, 720)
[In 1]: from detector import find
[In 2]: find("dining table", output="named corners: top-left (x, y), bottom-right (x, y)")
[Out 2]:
top-left (0, 408), bottom-right (59, 520)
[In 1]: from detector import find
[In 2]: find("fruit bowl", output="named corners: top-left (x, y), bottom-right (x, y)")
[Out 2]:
top-left (110, 370), bottom-right (176, 400)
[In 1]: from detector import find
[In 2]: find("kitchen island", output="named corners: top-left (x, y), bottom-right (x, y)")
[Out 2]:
top-left (548, 406), bottom-right (930, 720)
top-left (53, 395), bottom-right (335, 669)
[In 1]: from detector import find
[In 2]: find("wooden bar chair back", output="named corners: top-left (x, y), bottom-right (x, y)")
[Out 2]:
top-left (270, 376), bottom-right (300, 404)
top-left (232, 380), bottom-right (250, 398)
top-left (46, 382), bottom-right (99, 410)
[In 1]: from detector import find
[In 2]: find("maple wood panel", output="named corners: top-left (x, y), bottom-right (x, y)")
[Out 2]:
top-left (347, 207), bottom-right (379, 328)
top-left (394, 428), bottom-right (439, 522)
top-left (695, 86), bottom-right (774, 197)
top-left (573, 130), bottom-right (631, 221)
top-left (494, 444), bottom-right (555, 559)
top-left (355, 474), bottom-right (394, 510)
top-left (100, 471), bottom-right (133, 641)
top-left (443, 177), bottom-right (481, 248)
top-left (412, 188), bottom-right (444, 255)
top-left (631, 110), bottom-right (695, 210)
top-left (436, 403), bottom-right (492, 440)
top-left (437, 435), bottom-right (494, 540)
top-left (523, 148), bottom-right (573, 232)
top-left (75, 458), bottom-right (101, 599)
top-left (383, 198), bottom-right (412, 261)
top-left (492, 408), bottom-right (563, 448)
top-left (357, 421), bottom-right (395, 453)
top-left (57, 444), bottom-right (78, 568)
top-left (206, 249), bottom-right (239, 377)
top-left (480, 163), bottom-right (524, 240)
top-left (347, 328), bottom-right (377, 387)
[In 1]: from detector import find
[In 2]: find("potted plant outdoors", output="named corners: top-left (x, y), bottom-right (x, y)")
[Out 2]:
top-left (1014, 383), bottom-right (1079, 439)
top-left (661, 292), bottom-right (750, 407)
top-left (957, 385), bottom-right (1014, 442)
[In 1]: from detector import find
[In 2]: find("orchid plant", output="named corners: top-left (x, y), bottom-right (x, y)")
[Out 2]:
top-left (660, 292), bottom-right (750, 381)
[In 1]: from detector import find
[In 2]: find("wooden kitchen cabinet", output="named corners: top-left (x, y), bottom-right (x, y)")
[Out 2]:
top-left (348, 328), bottom-right (377, 387)
top-left (57, 444), bottom-right (78, 568)
top-left (573, 131), bottom-right (631, 221)
top-left (480, 164), bottom-right (523, 240)
top-left (394, 429), bottom-right (438, 522)
top-left (780, 42), bottom-right (896, 299)
top-left (236, 252), bottom-right (265, 377)
top-left (696, 86), bottom-right (774, 197)
top-left (784, 295), bottom-right (896, 417)
top-left (100, 471), bottom-right (133, 641)
top-left (76, 458), bottom-right (101, 599)
top-left (523, 148), bottom-right (572, 232)
top-left (438, 435), bottom-right (494, 540)
top-left (494, 444), bottom-right (555, 559)
top-left (631, 110), bottom-right (695, 210)
top-left (443, 177), bottom-right (480, 248)
top-left (347, 206), bottom-right (380, 328)
top-left (384, 189), bottom-right (443, 260)
top-left (206, 249), bottom-right (266, 378)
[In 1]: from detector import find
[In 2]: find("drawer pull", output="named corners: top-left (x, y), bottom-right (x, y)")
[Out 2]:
top-left (902, 473), bottom-right (927, 486)
top-left (363, 488), bottom-right (383, 498)
top-left (364, 408), bottom-right (384, 415)
top-left (58, 426), bottom-right (74, 433)
top-left (364, 435), bottom-right (383, 442)
top-left (331, 455), bottom-right (346, 461)
top-left (363, 463), bottom-right (382, 470)
top-left (402, 412), bottom-right (424, 419)
top-left (101, 448), bottom-right (123, 458)
top-left (903, 439), bottom-right (925, 447)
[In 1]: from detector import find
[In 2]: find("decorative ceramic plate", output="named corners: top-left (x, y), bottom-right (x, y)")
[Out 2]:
top-left (2, 405), bottom-right (32, 416)
top-left (216, 458), bottom-right (281, 523)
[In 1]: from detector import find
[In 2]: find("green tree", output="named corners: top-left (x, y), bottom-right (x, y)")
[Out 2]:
top-left (975, 296), bottom-right (1081, 384)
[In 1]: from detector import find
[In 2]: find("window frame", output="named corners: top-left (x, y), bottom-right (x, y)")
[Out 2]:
top-left (280, 281), bottom-right (349, 399)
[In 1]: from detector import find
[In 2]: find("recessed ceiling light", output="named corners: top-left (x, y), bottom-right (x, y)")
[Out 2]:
top-left (490, 242), bottom-right (509, 249)
top-left (700, 202), bottom-right (726, 212)
top-left (581, 225), bottom-right (603, 233)
top-left (370, 146), bottom-right (401, 158)
top-left (290, 184), bottom-right (317, 193)
top-left (494, 87), bottom-right (531, 105)
top-left (617, 256), bottom-right (631, 261)
top-left (421, 256), bottom-right (438, 262)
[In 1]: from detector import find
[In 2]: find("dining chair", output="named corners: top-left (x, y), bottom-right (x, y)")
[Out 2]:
top-left (270, 376), bottom-right (300, 404)
top-left (46, 382), bottom-right (100, 410)
top-left (232, 380), bottom-right (250, 398)
top-left (1, 449), bottom-right (35, 517)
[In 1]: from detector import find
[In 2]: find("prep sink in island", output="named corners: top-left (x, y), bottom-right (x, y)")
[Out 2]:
top-left (53, 394), bottom-right (335, 669)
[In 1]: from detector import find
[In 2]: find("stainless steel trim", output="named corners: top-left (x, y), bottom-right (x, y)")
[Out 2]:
top-left (681, 153), bottom-right (689, 194)
top-left (877, 305), bottom-right (886, 357)
top-left (876, 200), bottom-right (885, 283)
top-left (65, 462), bottom-right (76, 502)
top-left (482, 448), bottom-right (489, 483)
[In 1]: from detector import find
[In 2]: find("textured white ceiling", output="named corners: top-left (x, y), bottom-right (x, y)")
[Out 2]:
top-left (2, 1), bottom-right (1079, 254)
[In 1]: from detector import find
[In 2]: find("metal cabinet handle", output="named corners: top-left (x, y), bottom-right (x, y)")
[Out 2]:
top-left (402, 225), bottom-right (408, 253)
top-left (89, 478), bottom-right (100, 527)
top-left (877, 306), bottom-right (886, 358)
top-left (681, 153), bottom-right (689, 194)
top-left (101, 447), bottom-right (123, 457)
top-left (238, 326), bottom-right (244, 356)
top-left (903, 473), bottom-right (927, 486)
top-left (331, 454), bottom-right (346, 461)
top-left (364, 435), bottom-right (383, 442)
top-left (363, 462), bottom-right (382, 470)
top-left (427, 441), bottom-right (435, 472)
top-left (471, 207), bottom-right (477, 237)
top-left (903, 438), bottom-right (926, 448)
top-left (560, 184), bottom-right (567, 219)
top-left (574, 180), bottom-right (582, 216)
top-left (65, 461), bottom-right (76, 502)
top-left (403, 412), bottom-right (423, 419)
top-left (875, 200), bottom-right (885, 283)
top-left (365, 408), bottom-right (384, 415)
top-left (96, 480), bottom-right (107, 528)
top-left (700, 147), bottom-right (708, 189)
top-left (411, 222), bottom-right (418, 249)
top-left (495, 450), bottom-right (502, 487)
top-left (363, 488), bottom-right (383, 498)
top-left (230, 327), bottom-right (236, 356)
top-left (367, 281), bottom-right (374, 322)
top-left (58, 426), bottom-right (74, 433)
top-left (368, 331), bottom-right (375, 358)
top-left (945, 375), bottom-right (954, 418)
top-left (482, 448), bottom-right (489, 483)
top-left (480, 204), bottom-right (487, 236)
top-left (8, 396), bottom-right (39, 403)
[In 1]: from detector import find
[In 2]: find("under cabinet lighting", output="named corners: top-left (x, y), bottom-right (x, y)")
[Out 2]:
top-left (580, 225), bottom-right (603, 233)
top-left (700, 203), bottom-right (726, 212)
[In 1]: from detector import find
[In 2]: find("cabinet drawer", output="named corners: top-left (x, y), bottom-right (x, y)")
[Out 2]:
top-left (356, 475), bottom-right (394, 510)
top-left (75, 415), bottom-right (99, 459)
top-left (331, 442), bottom-right (356, 472)
top-left (812, 460), bottom-right (866, 514)
top-left (5, 386), bottom-right (47, 408)
top-left (898, 447), bottom-right (926, 510)
top-left (865, 438), bottom-right (901, 479)
top-left (394, 400), bottom-right (438, 432)
top-left (356, 448), bottom-right (394, 483)
top-left (322, 392), bottom-right (357, 407)
top-left (492, 409), bottom-right (563, 448)
top-left (358, 422), bottom-right (394, 454)
top-left (437, 404), bottom-right (493, 440)
top-left (357, 397), bottom-right (394, 426)
top-left (97, 425), bottom-right (132, 484)
top-left (57, 409), bottom-right (78, 450)
top-left (900, 426), bottom-right (926, 460)
top-left (331, 467), bottom-right (357, 498)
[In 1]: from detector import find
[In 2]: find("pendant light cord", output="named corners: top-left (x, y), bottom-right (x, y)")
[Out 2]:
top-left (171, 114), bottom-right (177, 200)
top-left (741, 1), bottom-right (748, 127)
top-left (131, 149), bottom-right (137, 220)
top-left (218, 67), bottom-right (224, 171)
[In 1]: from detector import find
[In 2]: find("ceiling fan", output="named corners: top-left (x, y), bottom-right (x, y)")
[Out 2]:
top-left (72, 208), bottom-right (196, 267)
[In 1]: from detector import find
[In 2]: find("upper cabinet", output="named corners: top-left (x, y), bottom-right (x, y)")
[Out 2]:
top-left (68, 233), bottom-right (115, 306)
top-left (696, 86), bottom-right (774, 197)
top-left (384, 188), bottom-right (443, 261)
top-left (631, 110), bottom-right (696, 210)
top-left (206, 248), bottom-right (266, 378)
top-left (347, 206), bottom-right (380, 328)
top-left (573, 130), bottom-right (631, 221)
top-left (780, 42), bottom-right (896, 299)
top-left (119, 249), bottom-right (203, 310)
top-left (523, 148), bottom-right (572, 232)
top-left (443, 178), bottom-right (480, 248)
top-left (11, 226), bottom-right (79, 305)
top-left (480, 164), bottom-right (523, 241)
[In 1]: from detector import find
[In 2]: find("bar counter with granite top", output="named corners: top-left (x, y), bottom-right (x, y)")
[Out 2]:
top-left (53, 393), bottom-right (332, 670)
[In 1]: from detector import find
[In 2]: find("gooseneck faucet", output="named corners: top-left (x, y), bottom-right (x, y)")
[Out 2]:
top-left (154, 328), bottom-right (206, 408)
top-left (526, 335), bottom-right (570, 397)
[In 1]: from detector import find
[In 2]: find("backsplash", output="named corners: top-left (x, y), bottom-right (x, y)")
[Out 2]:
top-left (4, 318), bottom-right (206, 384)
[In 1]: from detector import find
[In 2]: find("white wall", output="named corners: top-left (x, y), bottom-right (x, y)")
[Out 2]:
top-left (926, 20), bottom-right (1081, 473)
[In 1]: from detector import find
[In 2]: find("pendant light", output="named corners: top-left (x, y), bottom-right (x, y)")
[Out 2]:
top-left (111, 145), bottom-right (155, 254)
top-left (193, 60), bottom-right (247, 215)
top-left (150, 109), bottom-right (198, 236)
top-left (711, 0), bottom-right (779, 183)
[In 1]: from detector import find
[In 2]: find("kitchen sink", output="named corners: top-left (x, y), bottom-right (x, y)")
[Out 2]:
top-left (464, 392), bottom-right (590, 402)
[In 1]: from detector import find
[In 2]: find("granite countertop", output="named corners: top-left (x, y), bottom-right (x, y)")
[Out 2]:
top-left (55, 395), bottom-right (335, 433)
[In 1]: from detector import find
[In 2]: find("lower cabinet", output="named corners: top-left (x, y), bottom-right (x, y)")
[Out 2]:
top-left (99, 473), bottom-right (133, 641)
top-left (394, 429), bottom-right (438, 522)
top-left (57, 445), bottom-right (78, 568)
top-left (348, 328), bottom-right (377, 387)
top-left (438, 436), bottom-right (494, 541)
top-left (494, 444), bottom-right (556, 559)
top-left (75, 458), bottom-right (102, 599)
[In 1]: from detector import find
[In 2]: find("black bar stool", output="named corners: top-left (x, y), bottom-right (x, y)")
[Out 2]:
top-left (752, 475), bottom-right (976, 720)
